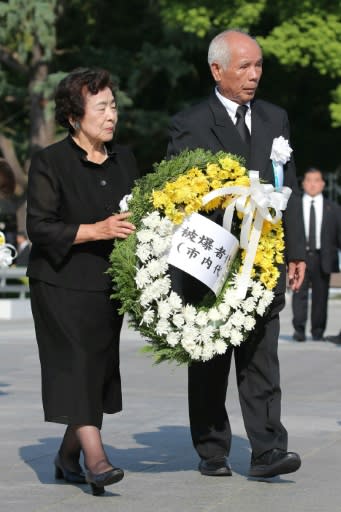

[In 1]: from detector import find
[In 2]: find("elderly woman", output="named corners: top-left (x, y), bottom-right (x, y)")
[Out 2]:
top-left (27, 68), bottom-right (139, 496)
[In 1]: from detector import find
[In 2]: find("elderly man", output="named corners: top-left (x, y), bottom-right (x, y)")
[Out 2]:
top-left (167, 30), bottom-right (306, 478)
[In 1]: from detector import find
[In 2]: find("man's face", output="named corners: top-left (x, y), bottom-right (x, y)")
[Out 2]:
top-left (210, 33), bottom-right (263, 105)
top-left (302, 171), bottom-right (325, 197)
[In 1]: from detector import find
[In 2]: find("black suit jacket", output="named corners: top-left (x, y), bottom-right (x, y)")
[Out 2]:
top-left (26, 136), bottom-right (139, 291)
top-left (318, 197), bottom-right (341, 274)
top-left (167, 92), bottom-right (306, 293)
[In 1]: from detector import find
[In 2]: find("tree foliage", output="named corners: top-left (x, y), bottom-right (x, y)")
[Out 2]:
top-left (0, 0), bottom-right (340, 208)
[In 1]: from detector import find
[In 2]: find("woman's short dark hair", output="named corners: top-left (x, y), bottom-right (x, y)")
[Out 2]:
top-left (55, 68), bottom-right (115, 133)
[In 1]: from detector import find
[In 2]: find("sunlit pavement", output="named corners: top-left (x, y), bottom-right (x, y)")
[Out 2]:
top-left (1, 292), bottom-right (340, 512)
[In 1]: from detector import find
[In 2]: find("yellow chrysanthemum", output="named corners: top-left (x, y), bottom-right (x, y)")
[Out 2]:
top-left (151, 157), bottom-right (284, 291)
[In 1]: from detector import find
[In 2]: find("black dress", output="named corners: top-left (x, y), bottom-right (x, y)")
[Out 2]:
top-left (26, 136), bottom-right (139, 428)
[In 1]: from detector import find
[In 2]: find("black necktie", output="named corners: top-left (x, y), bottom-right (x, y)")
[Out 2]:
top-left (308, 199), bottom-right (316, 251)
top-left (235, 105), bottom-right (250, 145)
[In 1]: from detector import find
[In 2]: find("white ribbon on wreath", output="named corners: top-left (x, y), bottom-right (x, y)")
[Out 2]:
top-left (202, 171), bottom-right (292, 299)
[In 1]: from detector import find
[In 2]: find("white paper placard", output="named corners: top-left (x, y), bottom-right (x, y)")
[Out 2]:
top-left (167, 213), bottom-right (239, 295)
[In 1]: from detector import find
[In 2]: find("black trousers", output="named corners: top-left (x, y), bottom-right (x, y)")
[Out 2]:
top-left (188, 293), bottom-right (288, 460)
top-left (292, 251), bottom-right (330, 339)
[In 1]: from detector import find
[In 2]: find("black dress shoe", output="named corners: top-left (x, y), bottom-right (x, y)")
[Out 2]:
top-left (325, 332), bottom-right (341, 344)
top-left (249, 448), bottom-right (301, 478)
top-left (198, 457), bottom-right (232, 476)
top-left (312, 333), bottom-right (325, 341)
top-left (54, 453), bottom-right (86, 484)
top-left (292, 331), bottom-right (306, 342)
top-left (85, 465), bottom-right (124, 495)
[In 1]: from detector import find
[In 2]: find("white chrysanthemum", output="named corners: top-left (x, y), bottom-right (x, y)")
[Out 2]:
top-left (256, 302), bottom-right (267, 316)
top-left (135, 267), bottom-right (152, 289)
top-left (244, 315), bottom-right (256, 331)
top-left (229, 310), bottom-right (246, 327)
top-left (158, 300), bottom-right (172, 319)
top-left (140, 286), bottom-right (155, 306)
top-left (262, 290), bottom-right (274, 306)
top-left (142, 211), bottom-right (161, 229)
top-left (157, 217), bottom-right (174, 236)
top-left (200, 325), bottom-right (215, 341)
top-left (155, 318), bottom-right (171, 335)
top-left (152, 236), bottom-right (171, 256)
top-left (251, 281), bottom-right (264, 298)
top-left (141, 309), bottom-right (154, 326)
top-left (195, 310), bottom-right (208, 327)
top-left (172, 313), bottom-right (185, 328)
top-left (181, 337), bottom-right (197, 353)
top-left (191, 345), bottom-right (203, 360)
top-left (230, 329), bottom-right (243, 346)
top-left (119, 194), bottom-right (132, 212)
top-left (166, 331), bottom-right (181, 347)
top-left (223, 288), bottom-right (242, 309)
top-left (136, 244), bottom-right (152, 263)
top-left (136, 229), bottom-right (155, 243)
top-left (242, 296), bottom-right (256, 313)
top-left (218, 302), bottom-right (231, 319)
top-left (168, 291), bottom-right (183, 310)
top-left (215, 339), bottom-right (228, 355)
top-left (183, 304), bottom-right (197, 324)
top-left (156, 275), bottom-right (171, 296)
top-left (183, 324), bottom-right (199, 341)
top-left (207, 307), bottom-right (221, 322)
top-left (201, 341), bottom-right (215, 361)
top-left (146, 257), bottom-right (168, 278)
top-left (219, 323), bottom-right (232, 338)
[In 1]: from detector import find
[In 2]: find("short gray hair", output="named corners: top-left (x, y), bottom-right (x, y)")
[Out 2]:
top-left (207, 29), bottom-right (257, 69)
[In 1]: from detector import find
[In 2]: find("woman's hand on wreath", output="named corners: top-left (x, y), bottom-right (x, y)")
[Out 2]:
top-left (74, 212), bottom-right (135, 244)
top-left (96, 212), bottom-right (136, 240)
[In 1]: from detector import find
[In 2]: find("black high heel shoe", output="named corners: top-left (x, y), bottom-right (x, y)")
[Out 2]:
top-left (54, 453), bottom-right (86, 484)
top-left (85, 465), bottom-right (124, 496)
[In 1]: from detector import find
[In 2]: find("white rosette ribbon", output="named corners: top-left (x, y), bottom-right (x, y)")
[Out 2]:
top-left (270, 136), bottom-right (293, 189)
top-left (202, 171), bottom-right (292, 299)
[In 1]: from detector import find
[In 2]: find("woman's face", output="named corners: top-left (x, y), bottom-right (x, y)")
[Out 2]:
top-left (77, 87), bottom-right (117, 144)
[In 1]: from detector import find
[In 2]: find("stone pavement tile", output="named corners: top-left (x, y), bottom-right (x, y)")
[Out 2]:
top-left (1, 298), bottom-right (341, 511)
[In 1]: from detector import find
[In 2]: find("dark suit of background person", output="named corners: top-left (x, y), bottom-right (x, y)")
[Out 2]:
top-left (167, 30), bottom-right (306, 479)
top-left (292, 168), bottom-right (341, 342)
top-left (27, 68), bottom-right (138, 496)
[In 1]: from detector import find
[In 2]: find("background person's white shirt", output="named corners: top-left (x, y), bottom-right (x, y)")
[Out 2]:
top-left (303, 192), bottom-right (323, 249)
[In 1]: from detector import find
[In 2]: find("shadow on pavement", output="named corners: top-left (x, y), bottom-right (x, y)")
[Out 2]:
top-left (19, 427), bottom-right (257, 480)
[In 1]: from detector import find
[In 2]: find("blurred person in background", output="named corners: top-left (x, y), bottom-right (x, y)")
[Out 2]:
top-left (292, 167), bottom-right (341, 342)
top-left (0, 158), bottom-right (18, 249)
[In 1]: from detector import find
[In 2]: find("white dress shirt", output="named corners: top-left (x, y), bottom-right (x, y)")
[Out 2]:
top-left (303, 193), bottom-right (323, 249)
top-left (215, 88), bottom-right (251, 132)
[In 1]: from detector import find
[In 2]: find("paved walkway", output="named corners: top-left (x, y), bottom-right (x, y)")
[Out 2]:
top-left (1, 293), bottom-right (341, 512)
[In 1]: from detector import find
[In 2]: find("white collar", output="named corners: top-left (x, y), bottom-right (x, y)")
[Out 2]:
top-left (215, 87), bottom-right (251, 117)
top-left (303, 193), bottom-right (323, 203)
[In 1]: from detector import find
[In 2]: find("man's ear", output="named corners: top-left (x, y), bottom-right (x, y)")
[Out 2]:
top-left (210, 63), bottom-right (221, 82)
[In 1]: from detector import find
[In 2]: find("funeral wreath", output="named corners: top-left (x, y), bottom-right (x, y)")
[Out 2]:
top-left (109, 148), bottom-right (291, 365)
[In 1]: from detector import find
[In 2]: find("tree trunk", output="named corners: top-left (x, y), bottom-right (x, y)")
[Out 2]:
top-left (28, 43), bottom-right (55, 155)
top-left (0, 134), bottom-right (26, 193)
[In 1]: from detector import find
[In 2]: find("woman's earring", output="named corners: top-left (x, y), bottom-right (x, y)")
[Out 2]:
top-left (74, 120), bottom-right (80, 131)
